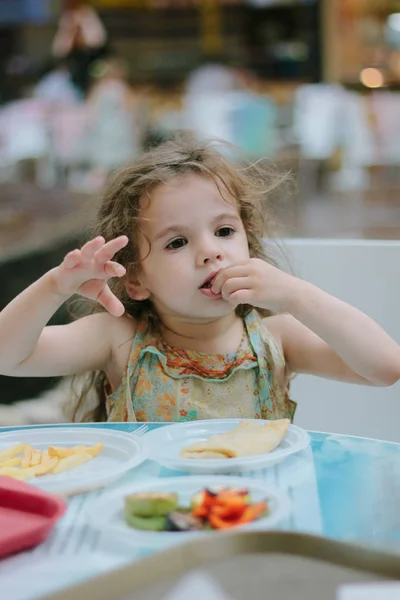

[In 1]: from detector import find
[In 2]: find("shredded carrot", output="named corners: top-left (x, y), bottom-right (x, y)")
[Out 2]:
top-left (215, 492), bottom-right (247, 508)
top-left (192, 505), bottom-right (208, 519)
top-left (236, 501), bottom-right (268, 525)
top-left (208, 513), bottom-right (239, 530)
top-left (190, 488), bottom-right (266, 530)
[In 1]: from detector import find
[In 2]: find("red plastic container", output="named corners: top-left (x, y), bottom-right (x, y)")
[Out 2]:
top-left (0, 476), bottom-right (67, 559)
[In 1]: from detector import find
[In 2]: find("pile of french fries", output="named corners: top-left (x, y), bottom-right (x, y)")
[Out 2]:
top-left (0, 442), bottom-right (103, 481)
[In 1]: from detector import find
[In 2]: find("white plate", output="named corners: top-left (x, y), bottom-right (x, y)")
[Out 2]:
top-left (146, 419), bottom-right (310, 474)
top-left (0, 427), bottom-right (148, 496)
top-left (87, 475), bottom-right (291, 549)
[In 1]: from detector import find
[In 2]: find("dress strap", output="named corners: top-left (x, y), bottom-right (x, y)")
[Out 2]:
top-left (244, 310), bottom-right (296, 420)
top-left (105, 310), bottom-right (155, 421)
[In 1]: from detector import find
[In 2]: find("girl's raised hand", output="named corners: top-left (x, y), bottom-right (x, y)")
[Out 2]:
top-left (211, 258), bottom-right (298, 314)
top-left (52, 236), bottom-right (129, 316)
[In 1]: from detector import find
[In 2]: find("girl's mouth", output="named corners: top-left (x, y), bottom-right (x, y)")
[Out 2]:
top-left (199, 272), bottom-right (222, 299)
top-left (199, 271), bottom-right (219, 290)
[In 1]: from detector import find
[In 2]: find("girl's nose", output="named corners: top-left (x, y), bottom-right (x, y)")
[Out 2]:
top-left (196, 238), bottom-right (224, 266)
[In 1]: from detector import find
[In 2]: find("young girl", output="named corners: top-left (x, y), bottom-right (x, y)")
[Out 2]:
top-left (0, 134), bottom-right (399, 423)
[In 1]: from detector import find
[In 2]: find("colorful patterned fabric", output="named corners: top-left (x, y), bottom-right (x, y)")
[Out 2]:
top-left (105, 309), bottom-right (296, 423)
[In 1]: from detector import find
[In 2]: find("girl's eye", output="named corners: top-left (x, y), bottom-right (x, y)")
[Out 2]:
top-left (166, 237), bottom-right (187, 250)
top-left (216, 226), bottom-right (235, 237)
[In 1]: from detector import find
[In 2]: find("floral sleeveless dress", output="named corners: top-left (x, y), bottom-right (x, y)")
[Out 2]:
top-left (104, 309), bottom-right (296, 423)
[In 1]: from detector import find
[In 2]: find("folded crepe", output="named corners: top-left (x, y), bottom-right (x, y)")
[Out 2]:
top-left (179, 419), bottom-right (289, 460)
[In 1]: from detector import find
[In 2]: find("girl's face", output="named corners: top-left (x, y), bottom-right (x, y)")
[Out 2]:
top-left (128, 174), bottom-right (250, 322)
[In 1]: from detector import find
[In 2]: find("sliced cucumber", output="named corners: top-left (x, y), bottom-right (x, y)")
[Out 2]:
top-left (124, 492), bottom-right (178, 517)
top-left (124, 512), bottom-right (167, 531)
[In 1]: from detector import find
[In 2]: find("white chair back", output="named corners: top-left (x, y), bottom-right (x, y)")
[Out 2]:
top-left (281, 239), bottom-right (400, 441)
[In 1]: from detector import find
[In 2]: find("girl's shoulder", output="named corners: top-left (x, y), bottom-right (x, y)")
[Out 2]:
top-left (98, 313), bottom-right (138, 390)
top-left (85, 311), bottom-right (137, 342)
top-left (261, 313), bottom-right (311, 373)
top-left (260, 314), bottom-right (291, 382)
top-left (108, 313), bottom-right (138, 354)
top-left (262, 313), bottom-right (298, 342)
top-left (261, 314), bottom-right (294, 367)
top-left (261, 313), bottom-right (286, 344)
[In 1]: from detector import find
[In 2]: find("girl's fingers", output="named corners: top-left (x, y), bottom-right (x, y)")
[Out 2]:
top-left (104, 261), bottom-right (126, 278)
top-left (220, 277), bottom-right (250, 299)
top-left (63, 237), bottom-right (105, 269)
top-left (63, 249), bottom-right (81, 269)
top-left (212, 265), bottom-right (249, 294)
top-left (80, 236), bottom-right (105, 259)
top-left (227, 289), bottom-right (253, 307)
top-left (62, 237), bottom-right (128, 298)
top-left (94, 236), bottom-right (129, 264)
top-left (96, 284), bottom-right (125, 317)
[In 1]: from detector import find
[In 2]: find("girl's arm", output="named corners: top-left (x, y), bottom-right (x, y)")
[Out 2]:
top-left (212, 259), bottom-right (400, 386)
top-left (0, 236), bottom-right (128, 378)
top-left (268, 282), bottom-right (400, 386)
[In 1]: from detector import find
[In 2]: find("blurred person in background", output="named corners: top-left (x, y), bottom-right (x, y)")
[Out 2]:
top-left (183, 53), bottom-right (244, 147)
top-left (52, 0), bottom-right (108, 94)
top-left (184, 56), bottom-right (278, 160)
top-left (33, 58), bottom-right (82, 105)
top-left (82, 58), bottom-right (143, 191)
top-left (33, 58), bottom-right (85, 188)
top-left (184, 53), bottom-right (243, 97)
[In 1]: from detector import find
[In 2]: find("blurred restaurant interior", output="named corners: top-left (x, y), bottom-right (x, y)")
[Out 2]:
top-left (1, 0), bottom-right (400, 415)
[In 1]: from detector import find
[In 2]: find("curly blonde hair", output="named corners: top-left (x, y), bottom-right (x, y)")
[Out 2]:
top-left (71, 132), bottom-right (289, 421)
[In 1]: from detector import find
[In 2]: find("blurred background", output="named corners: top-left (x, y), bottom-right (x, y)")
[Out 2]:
top-left (1, 0), bottom-right (400, 433)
